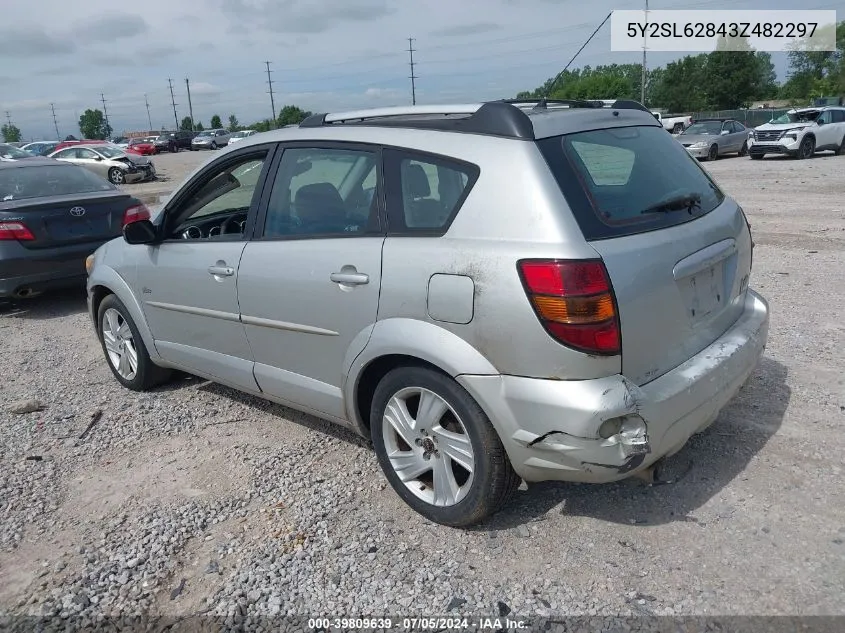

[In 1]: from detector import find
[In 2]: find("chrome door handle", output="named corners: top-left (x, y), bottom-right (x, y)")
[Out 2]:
top-left (208, 265), bottom-right (234, 277)
top-left (330, 271), bottom-right (369, 285)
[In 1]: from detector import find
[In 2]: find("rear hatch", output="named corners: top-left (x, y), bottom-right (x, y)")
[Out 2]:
top-left (0, 163), bottom-right (133, 249)
top-left (538, 124), bottom-right (753, 386)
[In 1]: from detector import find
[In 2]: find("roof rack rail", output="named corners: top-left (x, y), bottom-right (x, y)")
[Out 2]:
top-left (298, 98), bottom-right (653, 140)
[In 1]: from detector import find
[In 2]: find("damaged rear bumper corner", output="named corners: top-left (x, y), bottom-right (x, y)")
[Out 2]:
top-left (456, 289), bottom-right (769, 484)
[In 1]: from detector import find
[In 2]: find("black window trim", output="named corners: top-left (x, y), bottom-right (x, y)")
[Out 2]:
top-left (253, 140), bottom-right (387, 242)
top-left (382, 146), bottom-right (480, 238)
top-left (157, 142), bottom-right (279, 243)
top-left (537, 125), bottom-right (726, 242)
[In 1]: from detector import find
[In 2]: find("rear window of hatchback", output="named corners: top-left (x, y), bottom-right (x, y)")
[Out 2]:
top-left (537, 125), bottom-right (725, 241)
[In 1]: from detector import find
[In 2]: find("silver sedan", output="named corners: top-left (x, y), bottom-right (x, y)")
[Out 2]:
top-left (48, 144), bottom-right (156, 184)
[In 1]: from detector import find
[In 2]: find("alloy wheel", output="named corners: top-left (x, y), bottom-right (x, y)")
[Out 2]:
top-left (381, 387), bottom-right (475, 507)
top-left (101, 308), bottom-right (138, 380)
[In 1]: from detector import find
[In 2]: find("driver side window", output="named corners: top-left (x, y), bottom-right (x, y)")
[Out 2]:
top-left (165, 151), bottom-right (269, 241)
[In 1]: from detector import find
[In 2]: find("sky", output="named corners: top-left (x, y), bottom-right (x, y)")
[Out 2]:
top-left (1, 0), bottom-right (837, 140)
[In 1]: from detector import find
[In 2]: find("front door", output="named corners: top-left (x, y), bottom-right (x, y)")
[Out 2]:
top-left (237, 144), bottom-right (384, 420)
top-left (137, 145), bottom-right (275, 391)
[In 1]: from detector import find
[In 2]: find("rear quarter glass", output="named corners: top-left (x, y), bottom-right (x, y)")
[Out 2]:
top-left (537, 125), bottom-right (725, 241)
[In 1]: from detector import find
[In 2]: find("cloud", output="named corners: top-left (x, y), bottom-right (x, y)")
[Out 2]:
top-left (145, 45), bottom-right (180, 59)
top-left (0, 28), bottom-right (74, 57)
top-left (431, 22), bottom-right (502, 37)
top-left (364, 87), bottom-right (402, 99)
top-left (219, 0), bottom-right (394, 34)
top-left (189, 82), bottom-right (222, 96)
top-left (74, 13), bottom-right (149, 41)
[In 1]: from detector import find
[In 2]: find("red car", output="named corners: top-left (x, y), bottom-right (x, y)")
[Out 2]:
top-left (53, 139), bottom-right (108, 152)
top-left (126, 138), bottom-right (157, 155)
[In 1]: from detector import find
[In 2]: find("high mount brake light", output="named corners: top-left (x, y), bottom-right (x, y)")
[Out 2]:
top-left (518, 259), bottom-right (621, 355)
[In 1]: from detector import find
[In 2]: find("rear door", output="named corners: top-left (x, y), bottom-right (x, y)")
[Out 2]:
top-left (237, 143), bottom-right (384, 419)
top-left (538, 125), bottom-right (753, 386)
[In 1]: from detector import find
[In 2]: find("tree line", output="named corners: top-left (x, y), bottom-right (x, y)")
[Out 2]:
top-left (64, 105), bottom-right (314, 141)
top-left (517, 22), bottom-right (844, 113)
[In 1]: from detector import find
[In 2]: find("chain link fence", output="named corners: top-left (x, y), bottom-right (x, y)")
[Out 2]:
top-left (691, 109), bottom-right (792, 128)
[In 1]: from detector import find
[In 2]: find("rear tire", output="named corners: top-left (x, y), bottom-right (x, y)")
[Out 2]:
top-left (739, 141), bottom-right (748, 157)
top-left (834, 136), bottom-right (845, 156)
top-left (97, 294), bottom-right (171, 391)
top-left (370, 366), bottom-right (520, 527)
top-left (672, 123), bottom-right (684, 134)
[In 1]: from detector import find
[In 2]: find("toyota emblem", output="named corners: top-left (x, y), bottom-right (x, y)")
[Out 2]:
top-left (69, 206), bottom-right (86, 217)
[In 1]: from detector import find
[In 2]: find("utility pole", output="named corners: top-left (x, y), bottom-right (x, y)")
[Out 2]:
top-left (4, 111), bottom-right (11, 127)
top-left (100, 93), bottom-right (110, 134)
top-left (641, 0), bottom-right (649, 105)
top-left (185, 78), bottom-right (195, 130)
top-left (144, 94), bottom-right (153, 131)
top-left (50, 104), bottom-right (60, 139)
top-left (264, 61), bottom-right (276, 127)
top-left (167, 78), bottom-right (179, 132)
top-left (407, 37), bottom-right (418, 106)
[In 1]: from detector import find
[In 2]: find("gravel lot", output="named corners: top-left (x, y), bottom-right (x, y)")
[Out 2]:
top-left (1, 148), bottom-right (844, 625)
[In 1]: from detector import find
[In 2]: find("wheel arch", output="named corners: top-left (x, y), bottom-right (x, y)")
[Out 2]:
top-left (343, 318), bottom-right (499, 437)
top-left (87, 266), bottom-right (162, 362)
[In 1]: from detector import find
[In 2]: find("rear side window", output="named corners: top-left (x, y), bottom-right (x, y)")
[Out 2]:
top-left (538, 125), bottom-right (724, 241)
top-left (0, 165), bottom-right (114, 202)
top-left (384, 148), bottom-right (478, 234)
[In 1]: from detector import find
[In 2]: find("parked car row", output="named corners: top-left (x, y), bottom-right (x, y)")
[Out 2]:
top-left (674, 106), bottom-right (845, 162)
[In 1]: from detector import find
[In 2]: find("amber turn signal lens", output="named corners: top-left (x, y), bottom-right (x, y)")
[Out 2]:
top-left (532, 293), bottom-right (615, 325)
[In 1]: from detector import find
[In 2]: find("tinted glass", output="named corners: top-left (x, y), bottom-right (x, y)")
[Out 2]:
top-left (384, 149), bottom-right (477, 234)
top-left (264, 147), bottom-right (378, 238)
top-left (538, 125), bottom-right (724, 241)
top-left (832, 110), bottom-right (845, 123)
top-left (0, 164), bottom-right (115, 201)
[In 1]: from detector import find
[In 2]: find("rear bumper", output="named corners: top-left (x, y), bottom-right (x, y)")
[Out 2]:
top-left (458, 289), bottom-right (769, 483)
top-left (0, 240), bottom-right (109, 298)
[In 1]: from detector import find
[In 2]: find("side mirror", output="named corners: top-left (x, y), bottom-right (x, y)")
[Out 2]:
top-left (816, 119), bottom-right (824, 126)
top-left (94, 155), bottom-right (103, 160)
top-left (653, 113), bottom-right (660, 120)
top-left (721, 130), bottom-right (730, 135)
top-left (123, 219), bottom-right (158, 245)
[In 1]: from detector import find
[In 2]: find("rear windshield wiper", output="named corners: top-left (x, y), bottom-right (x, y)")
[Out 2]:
top-left (641, 192), bottom-right (702, 215)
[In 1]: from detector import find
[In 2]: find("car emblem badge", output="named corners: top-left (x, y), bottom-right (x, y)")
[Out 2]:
top-left (69, 206), bottom-right (86, 217)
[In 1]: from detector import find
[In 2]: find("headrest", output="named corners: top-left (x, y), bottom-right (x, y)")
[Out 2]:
top-left (403, 163), bottom-right (430, 198)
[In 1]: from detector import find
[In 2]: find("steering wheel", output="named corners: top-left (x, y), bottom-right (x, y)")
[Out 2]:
top-left (220, 214), bottom-right (244, 235)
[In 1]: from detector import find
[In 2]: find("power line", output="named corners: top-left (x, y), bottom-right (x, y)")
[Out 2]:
top-left (144, 94), bottom-right (153, 130)
top-left (50, 104), bottom-right (60, 139)
top-left (543, 12), bottom-right (612, 98)
top-left (185, 78), bottom-right (195, 130)
top-left (408, 37), bottom-right (418, 106)
top-left (265, 61), bottom-right (276, 127)
top-left (167, 78), bottom-right (179, 131)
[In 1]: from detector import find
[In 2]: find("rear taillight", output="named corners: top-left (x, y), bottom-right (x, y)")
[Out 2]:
top-left (0, 221), bottom-right (35, 241)
top-left (518, 259), bottom-right (621, 355)
top-left (123, 204), bottom-right (151, 227)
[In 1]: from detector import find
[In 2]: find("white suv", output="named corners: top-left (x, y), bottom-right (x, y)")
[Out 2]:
top-left (748, 106), bottom-right (845, 160)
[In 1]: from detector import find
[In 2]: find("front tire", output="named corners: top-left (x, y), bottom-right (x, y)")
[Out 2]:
top-left (750, 153), bottom-right (764, 160)
top-left (210, 141), bottom-right (218, 150)
top-left (98, 295), bottom-right (171, 391)
top-left (739, 141), bottom-right (748, 157)
top-left (370, 366), bottom-right (520, 527)
top-left (798, 135), bottom-right (815, 159)
top-left (706, 144), bottom-right (718, 161)
top-left (107, 167), bottom-right (125, 184)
